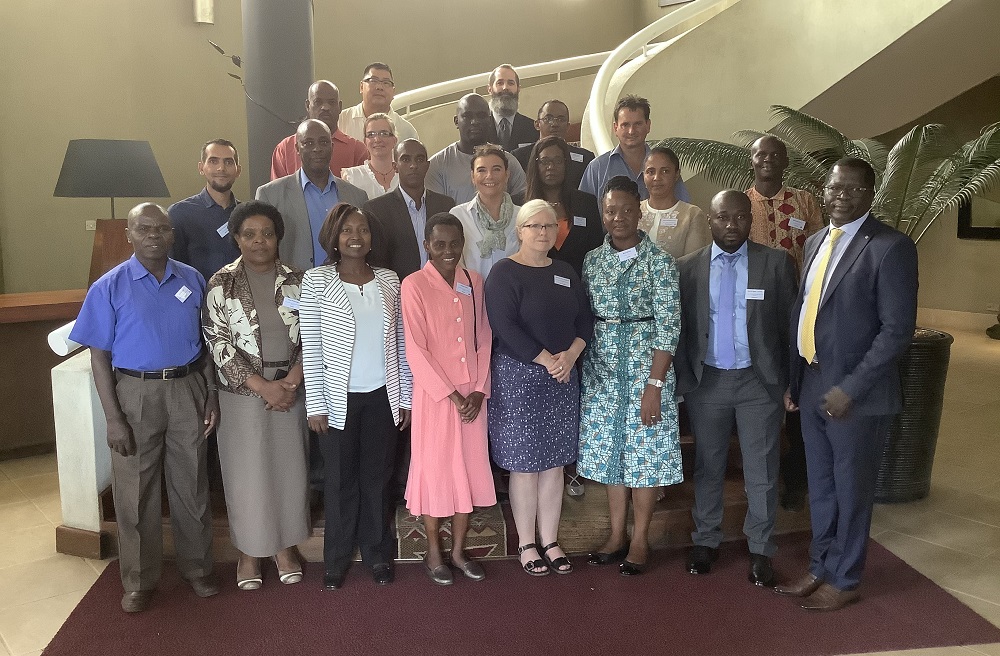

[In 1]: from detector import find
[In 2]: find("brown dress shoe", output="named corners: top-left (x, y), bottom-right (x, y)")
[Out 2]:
top-left (185, 574), bottom-right (220, 598)
top-left (800, 582), bottom-right (860, 611)
top-left (121, 590), bottom-right (153, 613)
top-left (775, 572), bottom-right (822, 597)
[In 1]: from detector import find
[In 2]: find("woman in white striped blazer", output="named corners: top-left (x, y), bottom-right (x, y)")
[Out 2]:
top-left (299, 203), bottom-right (412, 591)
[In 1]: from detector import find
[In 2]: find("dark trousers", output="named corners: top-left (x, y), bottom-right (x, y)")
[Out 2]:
top-left (781, 409), bottom-right (808, 492)
top-left (800, 364), bottom-right (891, 591)
top-left (318, 387), bottom-right (398, 572)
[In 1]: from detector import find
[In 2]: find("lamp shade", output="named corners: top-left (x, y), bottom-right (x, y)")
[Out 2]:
top-left (53, 139), bottom-right (169, 199)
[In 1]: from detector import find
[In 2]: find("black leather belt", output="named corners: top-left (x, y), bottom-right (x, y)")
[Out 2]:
top-left (117, 356), bottom-right (202, 380)
top-left (262, 359), bottom-right (291, 368)
top-left (595, 316), bottom-right (654, 324)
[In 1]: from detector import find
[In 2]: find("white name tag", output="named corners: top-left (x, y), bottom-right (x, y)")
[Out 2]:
top-left (553, 275), bottom-right (571, 288)
top-left (518, 142), bottom-right (533, 148)
top-left (789, 217), bottom-right (806, 230)
top-left (746, 288), bottom-right (765, 301)
top-left (216, 223), bottom-right (229, 237)
top-left (456, 283), bottom-right (472, 296)
top-left (662, 216), bottom-right (679, 228)
top-left (282, 297), bottom-right (300, 310)
top-left (175, 286), bottom-right (193, 303)
top-left (618, 247), bottom-right (638, 262)
top-left (570, 152), bottom-right (584, 163)
top-left (573, 216), bottom-right (587, 227)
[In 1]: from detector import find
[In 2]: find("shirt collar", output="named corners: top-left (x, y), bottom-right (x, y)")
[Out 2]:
top-left (198, 186), bottom-right (236, 209)
top-left (492, 109), bottom-right (515, 124)
top-left (127, 255), bottom-right (178, 282)
top-left (746, 185), bottom-right (788, 202)
top-left (299, 167), bottom-right (335, 193)
top-left (830, 211), bottom-right (870, 238)
top-left (399, 186), bottom-right (425, 210)
top-left (711, 240), bottom-right (748, 261)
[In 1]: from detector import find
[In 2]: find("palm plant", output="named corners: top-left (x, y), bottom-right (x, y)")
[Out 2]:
top-left (659, 105), bottom-right (1000, 245)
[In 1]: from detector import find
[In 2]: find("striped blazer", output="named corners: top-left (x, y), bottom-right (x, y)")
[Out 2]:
top-left (300, 264), bottom-right (412, 430)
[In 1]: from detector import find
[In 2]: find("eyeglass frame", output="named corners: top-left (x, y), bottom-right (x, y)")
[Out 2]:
top-left (362, 76), bottom-right (395, 89)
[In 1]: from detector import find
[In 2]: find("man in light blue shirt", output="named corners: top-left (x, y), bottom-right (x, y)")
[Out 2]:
top-left (675, 190), bottom-right (797, 587)
top-left (579, 94), bottom-right (689, 202)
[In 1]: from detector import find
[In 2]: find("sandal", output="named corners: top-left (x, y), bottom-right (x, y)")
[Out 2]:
top-left (541, 541), bottom-right (573, 574)
top-left (518, 543), bottom-right (550, 577)
top-left (565, 472), bottom-right (586, 497)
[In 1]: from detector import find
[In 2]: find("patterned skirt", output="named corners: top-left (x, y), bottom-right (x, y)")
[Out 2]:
top-left (488, 352), bottom-right (579, 473)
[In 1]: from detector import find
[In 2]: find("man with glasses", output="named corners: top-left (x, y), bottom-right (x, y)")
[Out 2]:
top-left (512, 100), bottom-right (594, 190)
top-left (339, 62), bottom-right (419, 143)
top-left (70, 203), bottom-right (220, 613)
top-left (169, 139), bottom-right (243, 283)
top-left (778, 158), bottom-right (918, 611)
top-left (270, 80), bottom-right (368, 179)
top-left (487, 64), bottom-right (538, 152)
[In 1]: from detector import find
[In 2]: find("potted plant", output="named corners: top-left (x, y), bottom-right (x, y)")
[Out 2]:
top-left (660, 107), bottom-right (1000, 502)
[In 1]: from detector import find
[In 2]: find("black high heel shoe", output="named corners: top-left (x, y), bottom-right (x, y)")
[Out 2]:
top-left (586, 543), bottom-right (629, 566)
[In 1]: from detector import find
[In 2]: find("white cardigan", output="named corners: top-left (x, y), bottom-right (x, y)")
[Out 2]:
top-left (300, 264), bottom-right (412, 431)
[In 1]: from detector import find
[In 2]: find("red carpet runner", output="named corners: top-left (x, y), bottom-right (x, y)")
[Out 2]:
top-left (43, 534), bottom-right (1000, 656)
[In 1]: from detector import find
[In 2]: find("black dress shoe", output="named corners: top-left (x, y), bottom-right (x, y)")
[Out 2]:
top-left (686, 545), bottom-right (719, 574)
top-left (371, 563), bottom-right (394, 586)
top-left (323, 569), bottom-right (347, 590)
top-left (619, 560), bottom-right (646, 576)
top-left (748, 554), bottom-right (776, 587)
top-left (587, 543), bottom-right (629, 566)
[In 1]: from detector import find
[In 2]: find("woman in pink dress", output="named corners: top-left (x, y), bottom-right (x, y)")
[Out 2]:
top-left (401, 212), bottom-right (496, 586)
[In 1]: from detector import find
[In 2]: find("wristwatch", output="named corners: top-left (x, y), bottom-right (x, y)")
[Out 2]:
top-left (646, 378), bottom-right (664, 389)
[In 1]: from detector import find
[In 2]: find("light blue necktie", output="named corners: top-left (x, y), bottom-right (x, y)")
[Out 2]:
top-left (716, 253), bottom-right (739, 369)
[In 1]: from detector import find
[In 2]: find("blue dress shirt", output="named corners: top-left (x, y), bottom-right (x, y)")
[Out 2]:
top-left (705, 241), bottom-right (751, 369)
top-left (400, 187), bottom-right (429, 267)
top-left (300, 168), bottom-right (340, 266)
top-left (70, 256), bottom-right (206, 370)
top-left (168, 187), bottom-right (240, 282)
top-left (578, 144), bottom-right (690, 202)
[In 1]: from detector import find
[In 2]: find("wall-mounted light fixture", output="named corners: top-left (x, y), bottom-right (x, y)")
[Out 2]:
top-left (195, 0), bottom-right (214, 24)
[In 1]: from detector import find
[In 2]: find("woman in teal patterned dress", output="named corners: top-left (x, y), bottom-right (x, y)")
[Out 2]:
top-left (579, 176), bottom-right (682, 576)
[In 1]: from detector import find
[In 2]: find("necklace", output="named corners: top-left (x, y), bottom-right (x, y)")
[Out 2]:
top-left (369, 162), bottom-right (394, 179)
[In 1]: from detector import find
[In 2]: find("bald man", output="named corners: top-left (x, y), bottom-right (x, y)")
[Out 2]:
top-left (70, 204), bottom-right (219, 613)
top-left (271, 80), bottom-right (369, 179)
top-left (675, 190), bottom-right (797, 587)
top-left (425, 93), bottom-right (526, 204)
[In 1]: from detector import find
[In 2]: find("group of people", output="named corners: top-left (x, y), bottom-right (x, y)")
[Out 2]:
top-left (70, 61), bottom-right (918, 618)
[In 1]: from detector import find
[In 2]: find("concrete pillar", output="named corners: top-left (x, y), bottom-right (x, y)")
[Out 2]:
top-left (241, 0), bottom-right (314, 192)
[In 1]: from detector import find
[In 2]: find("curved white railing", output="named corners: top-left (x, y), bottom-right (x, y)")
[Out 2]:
top-left (584, 0), bottom-right (738, 153)
top-left (393, 52), bottom-right (611, 117)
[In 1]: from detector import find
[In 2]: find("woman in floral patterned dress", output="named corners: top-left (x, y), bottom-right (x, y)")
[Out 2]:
top-left (202, 200), bottom-right (309, 590)
top-left (578, 176), bottom-right (682, 576)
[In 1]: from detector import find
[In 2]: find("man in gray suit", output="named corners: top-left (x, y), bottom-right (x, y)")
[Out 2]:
top-left (364, 139), bottom-right (456, 280)
top-left (675, 190), bottom-right (797, 587)
top-left (257, 119), bottom-right (369, 271)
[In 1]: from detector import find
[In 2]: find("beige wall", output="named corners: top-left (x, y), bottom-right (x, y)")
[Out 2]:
top-left (0, 0), bottom-right (638, 293)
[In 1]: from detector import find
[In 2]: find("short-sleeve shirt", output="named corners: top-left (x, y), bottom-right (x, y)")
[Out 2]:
top-left (70, 256), bottom-right (206, 370)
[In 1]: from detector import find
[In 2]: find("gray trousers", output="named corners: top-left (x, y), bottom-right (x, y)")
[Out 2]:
top-left (111, 373), bottom-right (214, 592)
top-left (686, 367), bottom-right (783, 556)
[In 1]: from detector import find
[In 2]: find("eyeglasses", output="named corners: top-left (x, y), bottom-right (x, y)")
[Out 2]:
top-left (540, 115), bottom-right (568, 125)
top-left (364, 130), bottom-right (395, 140)
top-left (823, 185), bottom-right (871, 198)
top-left (536, 156), bottom-right (565, 168)
top-left (522, 223), bottom-right (559, 233)
top-left (237, 229), bottom-right (276, 240)
top-left (362, 76), bottom-right (395, 88)
top-left (128, 225), bottom-right (173, 236)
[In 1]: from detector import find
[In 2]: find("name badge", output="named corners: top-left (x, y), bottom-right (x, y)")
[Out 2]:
top-left (456, 283), bottom-right (472, 296)
top-left (570, 152), bottom-right (584, 163)
top-left (573, 216), bottom-right (587, 227)
top-left (175, 286), bottom-right (193, 303)
top-left (746, 288), bottom-right (765, 301)
top-left (618, 247), bottom-right (638, 262)
top-left (518, 142), bottom-right (533, 149)
top-left (216, 223), bottom-right (229, 238)
top-left (553, 275), bottom-right (571, 288)
top-left (789, 217), bottom-right (806, 230)
top-left (662, 216), bottom-right (679, 228)
top-left (282, 297), bottom-right (300, 310)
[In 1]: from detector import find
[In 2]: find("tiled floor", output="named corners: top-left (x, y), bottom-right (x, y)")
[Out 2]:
top-left (0, 326), bottom-right (998, 655)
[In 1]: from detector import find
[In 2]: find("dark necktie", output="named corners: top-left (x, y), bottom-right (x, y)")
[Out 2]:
top-left (498, 118), bottom-right (511, 148)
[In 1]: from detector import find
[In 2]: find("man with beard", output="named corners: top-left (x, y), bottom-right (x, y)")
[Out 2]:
top-left (512, 100), bottom-right (594, 190)
top-left (426, 93), bottom-right (526, 204)
top-left (169, 139), bottom-right (243, 282)
top-left (339, 62), bottom-right (419, 143)
top-left (270, 80), bottom-right (369, 179)
top-left (487, 64), bottom-right (538, 152)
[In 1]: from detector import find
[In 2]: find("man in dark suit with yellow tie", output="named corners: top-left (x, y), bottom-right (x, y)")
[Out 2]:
top-left (778, 158), bottom-right (918, 611)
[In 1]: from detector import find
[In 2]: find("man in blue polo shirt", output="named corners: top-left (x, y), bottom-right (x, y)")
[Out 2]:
top-left (579, 94), bottom-right (690, 202)
top-left (168, 139), bottom-right (242, 282)
top-left (70, 203), bottom-right (220, 613)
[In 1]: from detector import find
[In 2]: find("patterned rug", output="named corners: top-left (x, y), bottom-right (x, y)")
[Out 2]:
top-left (395, 504), bottom-right (511, 560)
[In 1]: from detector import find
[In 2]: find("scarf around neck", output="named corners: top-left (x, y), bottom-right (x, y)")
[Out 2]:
top-left (474, 193), bottom-right (514, 258)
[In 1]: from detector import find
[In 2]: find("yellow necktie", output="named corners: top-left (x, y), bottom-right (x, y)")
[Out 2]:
top-left (800, 228), bottom-right (843, 364)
